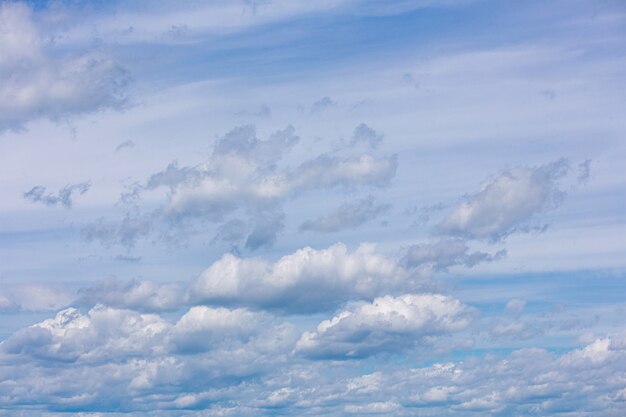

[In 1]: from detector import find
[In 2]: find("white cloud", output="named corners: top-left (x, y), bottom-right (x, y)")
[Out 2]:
top-left (296, 293), bottom-right (473, 359)
top-left (190, 243), bottom-right (419, 313)
top-left (0, 3), bottom-right (130, 132)
top-left (100, 125), bottom-right (397, 249)
top-left (1, 303), bottom-right (295, 369)
top-left (0, 303), bottom-right (297, 413)
top-left (285, 335), bottom-right (626, 416)
top-left (75, 237), bottom-right (503, 314)
top-left (344, 401), bottom-right (400, 414)
top-left (170, 306), bottom-right (277, 354)
top-left (2, 301), bottom-right (626, 415)
top-left (438, 159), bottom-right (570, 240)
top-left (163, 153), bottom-right (396, 219)
top-left (1, 306), bottom-right (169, 362)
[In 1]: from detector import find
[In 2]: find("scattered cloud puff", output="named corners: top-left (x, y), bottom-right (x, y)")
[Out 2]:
top-left (23, 182), bottom-right (90, 208)
top-left (402, 238), bottom-right (506, 271)
top-left (310, 96), bottom-right (336, 113)
top-left (505, 298), bottom-right (527, 315)
top-left (190, 243), bottom-right (418, 314)
top-left (350, 123), bottom-right (383, 148)
top-left (0, 3), bottom-right (130, 132)
top-left (344, 401), bottom-right (400, 414)
top-left (438, 158), bottom-right (570, 241)
top-left (300, 196), bottom-right (391, 233)
top-left (578, 159), bottom-right (592, 183)
top-left (296, 293), bottom-right (473, 359)
top-left (98, 124), bottom-right (397, 249)
top-left (236, 104), bottom-right (272, 118)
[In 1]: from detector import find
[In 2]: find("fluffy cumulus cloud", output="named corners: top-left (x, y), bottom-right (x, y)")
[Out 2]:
top-left (5, 304), bottom-right (625, 416)
top-left (1, 306), bottom-right (169, 363)
top-left (438, 159), bottom-right (570, 240)
top-left (296, 293), bottom-right (473, 359)
top-left (0, 3), bottom-right (130, 131)
top-left (0, 304), bottom-right (298, 413)
top-left (77, 240), bottom-right (497, 314)
top-left (190, 243), bottom-right (419, 313)
top-left (170, 305), bottom-right (282, 354)
top-left (300, 196), bottom-right (391, 233)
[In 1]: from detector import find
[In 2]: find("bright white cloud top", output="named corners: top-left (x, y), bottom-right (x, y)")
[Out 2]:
top-left (1, 0), bottom-right (625, 416)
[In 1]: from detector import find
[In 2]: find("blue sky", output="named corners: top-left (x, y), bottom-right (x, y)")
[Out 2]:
top-left (1, 0), bottom-right (626, 415)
